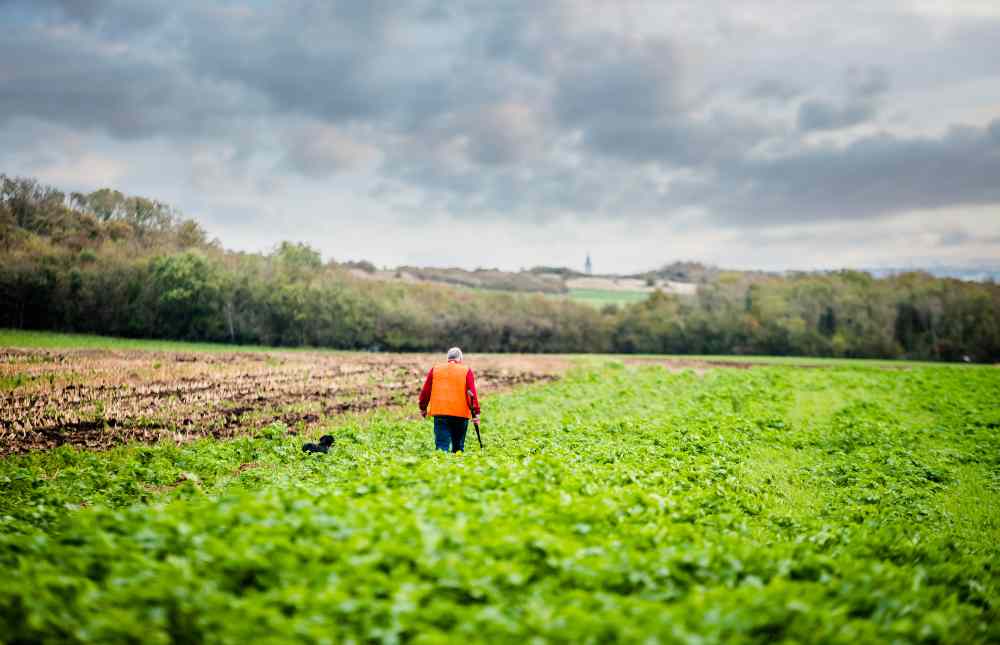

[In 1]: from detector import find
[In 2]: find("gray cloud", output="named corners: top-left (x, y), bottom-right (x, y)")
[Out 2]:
top-left (3, 0), bottom-right (166, 35)
top-left (553, 38), bottom-right (678, 125)
top-left (463, 103), bottom-right (546, 166)
top-left (696, 118), bottom-right (1000, 224)
top-left (546, 36), bottom-right (779, 168)
top-left (1, 0), bottom-right (999, 270)
top-left (279, 123), bottom-right (381, 178)
top-left (797, 99), bottom-right (875, 132)
top-left (181, 5), bottom-right (391, 123)
top-left (747, 79), bottom-right (802, 101)
top-left (551, 38), bottom-right (695, 163)
top-left (797, 66), bottom-right (889, 132)
top-left (939, 229), bottom-right (973, 247)
top-left (847, 66), bottom-right (890, 99)
top-left (939, 228), bottom-right (1000, 248)
top-left (0, 24), bottom-right (252, 139)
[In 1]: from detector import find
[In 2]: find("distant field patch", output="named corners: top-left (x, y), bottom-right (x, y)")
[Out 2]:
top-left (0, 329), bottom-right (311, 354)
top-left (566, 276), bottom-right (698, 296)
top-left (567, 288), bottom-right (650, 307)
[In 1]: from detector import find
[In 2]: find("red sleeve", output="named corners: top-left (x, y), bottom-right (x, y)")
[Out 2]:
top-left (418, 368), bottom-right (433, 412)
top-left (465, 369), bottom-right (480, 416)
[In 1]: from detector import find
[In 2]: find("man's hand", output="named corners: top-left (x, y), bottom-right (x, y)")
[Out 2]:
top-left (420, 409), bottom-right (427, 418)
top-left (471, 416), bottom-right (480, 425)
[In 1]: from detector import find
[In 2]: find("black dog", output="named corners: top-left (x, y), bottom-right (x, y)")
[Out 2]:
top-left (302, 435), bottom-right (334, 454)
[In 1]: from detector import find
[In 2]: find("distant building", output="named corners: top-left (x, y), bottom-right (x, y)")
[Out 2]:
top-left (585, 253), bottom-right (592, 275)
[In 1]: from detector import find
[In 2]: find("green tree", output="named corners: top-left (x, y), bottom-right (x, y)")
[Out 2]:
top-left (150, 251), bottom-right (224, 340)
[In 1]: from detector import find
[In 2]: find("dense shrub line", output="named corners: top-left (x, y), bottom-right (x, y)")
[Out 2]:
top-left (2, 174), bottom-right (999, 360)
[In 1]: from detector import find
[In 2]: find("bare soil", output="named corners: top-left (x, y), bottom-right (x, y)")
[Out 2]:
top-left (0, 349), bottom-right (568, 455)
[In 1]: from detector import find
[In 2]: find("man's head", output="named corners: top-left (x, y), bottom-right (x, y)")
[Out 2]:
top-left (447, 347), bottom-right (463, 362)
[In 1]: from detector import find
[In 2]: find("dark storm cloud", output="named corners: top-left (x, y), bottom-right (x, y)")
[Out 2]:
top-left (581, 113), bottom-right (772, 167)
top-left (177, 1), bottom-right (520, 133)
top-left (180, 4), bottom-right (393, 123)
top-left (550, 38), bottom-right (706, 164)
top-left (546, 32), bottom-right (776, 167)
top-left (0, 1), bottom-right (465, 136)
top-left (0, 27), bottom-right (248, 139)
top-left (554, 39), bottom-right (677, 125)
top-left (695, 118), bottom-right (1000, 224)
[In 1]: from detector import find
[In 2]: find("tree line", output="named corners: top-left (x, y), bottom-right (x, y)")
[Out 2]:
top-left (2, 174), bottom-right (998, 361)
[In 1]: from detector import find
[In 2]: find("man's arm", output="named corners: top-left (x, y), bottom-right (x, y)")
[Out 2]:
top-left (466, 369), bottom-right (480, 418)
top-left (418, 368), bottom-right (433, 417)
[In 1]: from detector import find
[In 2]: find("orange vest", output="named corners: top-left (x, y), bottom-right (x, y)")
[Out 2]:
top-left (428, 362), bottom-right (471, 418)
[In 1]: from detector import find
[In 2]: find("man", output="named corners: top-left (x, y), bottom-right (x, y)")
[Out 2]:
top-left (418, 347), bottom-right (480, 452)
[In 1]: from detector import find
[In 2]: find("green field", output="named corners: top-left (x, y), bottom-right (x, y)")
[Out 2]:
top-left (566, 288), bottom-right (651, 308)
top-left (0, 328), bottom-right (340, 354)
top-left (630, 353), bottom-right (949, 369)
top-left (2, 353), bottom-right (998, 642)
top-left (1, 328), bottom-right (946, 369)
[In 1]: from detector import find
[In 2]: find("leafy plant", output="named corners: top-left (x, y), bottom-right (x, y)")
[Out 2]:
top-left (0, 363), bottom-right (997, 642)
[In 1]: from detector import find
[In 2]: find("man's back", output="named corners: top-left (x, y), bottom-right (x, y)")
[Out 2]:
top-left (427, 362), bottom-right (471, 418)
top-left (418, 347), bottom-right (480, 452)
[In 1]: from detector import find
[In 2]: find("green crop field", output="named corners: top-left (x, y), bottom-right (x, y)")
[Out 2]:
top-left (0, 328), bottom-right (344, 355)
top-left (566, 288), bottom-right (651, 308)
top-left (1, 348), bottom-right (998, 642)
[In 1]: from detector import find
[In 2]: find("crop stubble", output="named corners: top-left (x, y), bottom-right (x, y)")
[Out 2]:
top-left (0, 349), bottom-right (566, 455)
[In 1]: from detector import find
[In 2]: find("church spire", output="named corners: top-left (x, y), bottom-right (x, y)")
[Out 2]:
top-left (585, 252), bottom-right (592, 275)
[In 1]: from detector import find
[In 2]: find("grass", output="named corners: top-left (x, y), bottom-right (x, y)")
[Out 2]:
top-left (565, 287), bottom-right (650, 307)
top-left (450, 284), bottom-right (650, 308)
top-left (0, 329), bottom-right (345, 354)
top-left (2, 329), bottom-right (971, 370)
top-left (630, 353), bottom-right (954, 369)
top-left (1, 361), bottom-right (998, 642)
top-left (0, 372), bottom-right (35, 391)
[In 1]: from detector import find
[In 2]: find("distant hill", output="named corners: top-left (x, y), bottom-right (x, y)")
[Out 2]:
top-left (4, 172), bottom-right (999, 361)
top-left (392, 266), bottom-right (566, 293)
top-left (630, 261), bottom-right (720, 284)
top-left (359, 263), bottom-right (704, 307)
top-left (351, 260), bottom-right (1000, 306)
top-left (865, 266), bottom-right (1000, 282)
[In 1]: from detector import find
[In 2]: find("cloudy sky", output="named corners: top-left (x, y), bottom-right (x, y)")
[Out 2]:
top-left (2, 0), bottom-right (999, 273)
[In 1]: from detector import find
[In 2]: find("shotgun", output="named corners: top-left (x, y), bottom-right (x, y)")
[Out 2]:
top-left (467, 389), bottom-right (483, 450)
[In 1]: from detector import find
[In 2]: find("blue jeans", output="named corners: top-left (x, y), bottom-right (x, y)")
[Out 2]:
top-left (433, 416), bottom-right (469, 453)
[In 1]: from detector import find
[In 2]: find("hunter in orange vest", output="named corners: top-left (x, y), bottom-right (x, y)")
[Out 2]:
top-left (418, 347), bottom-right (480, 452)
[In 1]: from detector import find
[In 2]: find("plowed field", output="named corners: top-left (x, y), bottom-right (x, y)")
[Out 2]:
top-left (0, 349), bottom-right (566, 455)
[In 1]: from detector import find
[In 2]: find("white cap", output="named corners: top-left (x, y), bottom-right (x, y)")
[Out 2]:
top-left (447, 347), bottom-right (463, 361)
